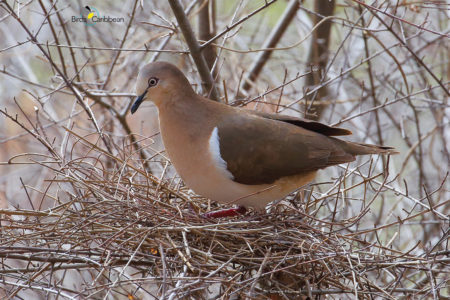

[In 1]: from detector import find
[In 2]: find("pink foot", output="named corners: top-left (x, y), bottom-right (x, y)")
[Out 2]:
top-left (203, 206), bottom-right (247, 218)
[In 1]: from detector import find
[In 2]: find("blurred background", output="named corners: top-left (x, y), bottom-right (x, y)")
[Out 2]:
top-left (0, 0), bottom-right (448, 298)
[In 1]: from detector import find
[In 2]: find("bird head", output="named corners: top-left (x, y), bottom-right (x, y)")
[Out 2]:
top-left (131, 61), bottom-right (194, 114)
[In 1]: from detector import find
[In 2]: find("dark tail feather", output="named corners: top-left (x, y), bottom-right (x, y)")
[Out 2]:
top-left (342, 141), bottom-right (398, 155)
top-left (330, 137), bottom-right (398, 155)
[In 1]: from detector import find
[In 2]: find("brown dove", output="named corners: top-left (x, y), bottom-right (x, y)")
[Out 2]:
top-left (131, 62), bottom-right (396, 217)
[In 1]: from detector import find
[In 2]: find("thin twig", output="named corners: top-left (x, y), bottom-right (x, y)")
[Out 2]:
top-left (168, 0), bottom-right (219, 101)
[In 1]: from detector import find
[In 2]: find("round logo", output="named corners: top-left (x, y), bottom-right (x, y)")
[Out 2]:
top-left (81, 6), bottom-right (100, 26)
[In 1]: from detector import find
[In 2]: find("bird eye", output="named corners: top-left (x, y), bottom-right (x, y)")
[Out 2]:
top-left (148, 77), bottom-right (159, 87)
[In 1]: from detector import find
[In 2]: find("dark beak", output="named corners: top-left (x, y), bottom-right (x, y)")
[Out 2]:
top-left (130, 90), bottom-right (147, 114)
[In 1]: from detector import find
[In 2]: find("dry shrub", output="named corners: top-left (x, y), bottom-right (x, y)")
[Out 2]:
top-left (0, 117), bottom-right (447, 299)
top-left (0, 0), bottom-right (448, 299)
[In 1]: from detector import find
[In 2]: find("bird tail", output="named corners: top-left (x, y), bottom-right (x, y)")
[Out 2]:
top-left (334, 139), bottom-right (398, 155)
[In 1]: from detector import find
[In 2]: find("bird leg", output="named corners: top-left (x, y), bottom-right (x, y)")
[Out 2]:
top-left (202, 206), bottom-right (247, 218)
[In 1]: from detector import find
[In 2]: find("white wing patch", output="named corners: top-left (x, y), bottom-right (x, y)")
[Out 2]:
top-left (208, 127), bottom-right (234, 180)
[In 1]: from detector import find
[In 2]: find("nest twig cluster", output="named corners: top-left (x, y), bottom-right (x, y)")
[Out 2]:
top-left (1, 123), bottom-right (448, 299)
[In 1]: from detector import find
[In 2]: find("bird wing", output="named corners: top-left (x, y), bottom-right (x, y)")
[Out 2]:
top-left (247, 110), bottom-right (352, 136)
top-left (217, 113), bottom-right (355, 185)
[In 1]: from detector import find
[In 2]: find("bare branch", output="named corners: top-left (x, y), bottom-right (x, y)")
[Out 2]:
top-left (168, 0), bottom-right (220, 101)
top-left (304, 0), bottom-right (335, 120)
top-left (241, 0), bottom-right (300, 92)
top-left (198, 0), bottom-right (216, 73)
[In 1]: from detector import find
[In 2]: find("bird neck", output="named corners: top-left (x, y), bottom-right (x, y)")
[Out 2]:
top-left (157, 94), bottom-right (217, 140)
top-left (156, 89), bottom-right (198, 111)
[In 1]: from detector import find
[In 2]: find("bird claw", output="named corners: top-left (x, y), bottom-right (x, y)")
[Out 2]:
top-left (202, 206), bottom-right (247, 218)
